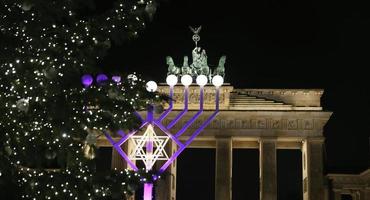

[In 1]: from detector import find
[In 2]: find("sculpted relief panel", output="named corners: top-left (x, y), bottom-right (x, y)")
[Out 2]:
top-left (158, 85), bottom-right (233, 109)
top-left (162, 117), bottom-right (326, 131)
top-left (172, 91), bottom-right (226, 105)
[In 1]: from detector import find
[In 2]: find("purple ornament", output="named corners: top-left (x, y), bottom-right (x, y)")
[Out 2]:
top-left (112, 76), bottom-right (121, 83)
top-left (81, 74), bottom-right (93, 87)
top-left (96, 74), bottom-right (109, 85)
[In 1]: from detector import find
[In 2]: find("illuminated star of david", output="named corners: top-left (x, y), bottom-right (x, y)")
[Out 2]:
top-left (129, 124), bottom-right (170, 170)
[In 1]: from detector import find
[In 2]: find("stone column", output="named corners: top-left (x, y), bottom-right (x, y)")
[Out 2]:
top-left (361, 189), bottom-right (370, 200)
top-left (110, 140), bottom-right (135, 170)
top-left (352, 191), bottom-right (360, 200)
top-left (259, 137), bottom-right (277, 200)
top-left (111, 142), bottom-right (135, 200)
top-left (323, 182), bottom-right (330, 200)
top-left (169, 141), bottom-right (177, 200)
top-left (215, 137), bottom-right (232, 200)
top-left (302, 137), bottom-right (325, 200)
top-left (111, 149), bottom-right (126, 170)
top-left (156, 141), bottom-right (177, 200)
top-left (333, 190), bottom-right (341, 200)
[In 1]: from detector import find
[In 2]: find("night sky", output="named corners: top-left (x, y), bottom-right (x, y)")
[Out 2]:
top-left (98, 0), bottom-right (369, 199)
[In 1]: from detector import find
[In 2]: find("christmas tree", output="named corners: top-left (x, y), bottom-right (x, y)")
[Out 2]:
top-left (0, 0), bottom-right (160, 199)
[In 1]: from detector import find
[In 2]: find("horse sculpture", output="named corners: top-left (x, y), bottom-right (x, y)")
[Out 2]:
top-left (214, 55), bottom-right (226, 78)
top-left (166, 56), bottom-right (181, 76)
top-left (181, 56), bottom-right (192, 75)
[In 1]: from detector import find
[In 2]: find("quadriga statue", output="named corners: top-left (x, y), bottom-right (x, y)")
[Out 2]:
top-left (166, 47), bottom-right (226, 82)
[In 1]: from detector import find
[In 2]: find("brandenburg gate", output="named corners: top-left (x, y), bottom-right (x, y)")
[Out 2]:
top-left (97, 27), bottom-right (332, 200)
top-left (98, 84), bottom-right (332, 200)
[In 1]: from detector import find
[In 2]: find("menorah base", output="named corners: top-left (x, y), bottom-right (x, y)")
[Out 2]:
top-left (144, 183), bottom-right (153, 200)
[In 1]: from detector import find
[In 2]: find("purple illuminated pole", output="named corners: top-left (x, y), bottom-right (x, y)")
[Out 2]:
top-left (166, 86), bottom-right (188, 129)
top-left (144, 183), bottom-right (153, 200)
top-left (175, 86), bottom-right (204, 137)
top-left (157, 86), bottom-right (174, 122)
top-left (144, 105), bottom-right (154, 200)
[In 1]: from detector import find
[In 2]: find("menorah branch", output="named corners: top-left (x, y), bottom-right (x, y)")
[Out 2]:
top-left (174, 86), bottom-right (204, 138)
top-left (166, 86), bottom-right (188, 129)
top-left (157, 86), bottom-right (174, 122)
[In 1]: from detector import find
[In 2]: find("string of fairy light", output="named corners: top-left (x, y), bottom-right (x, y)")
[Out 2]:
top-left (0, 0), bottom-right (159, 199)
top-left (1, 75), bottom-right (157, 199)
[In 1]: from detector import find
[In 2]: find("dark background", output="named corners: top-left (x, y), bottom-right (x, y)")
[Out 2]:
top-left (98, 0), bottom-right (370, 199)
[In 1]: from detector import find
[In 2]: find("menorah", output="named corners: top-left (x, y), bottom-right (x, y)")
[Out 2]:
top-left (103, 74), bottom-right (224, 200)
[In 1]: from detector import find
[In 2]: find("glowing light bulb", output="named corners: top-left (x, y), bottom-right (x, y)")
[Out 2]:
top-left (196, 75), bottom-right (208, 86)
top-left (146, 81), bottom-right (157, 92)
top-left (212, 75), bottom-right (224, 87)
top-left (181, 75), bottom-right (192, 86)
top-left (166, 75), bottom-right (178, 86)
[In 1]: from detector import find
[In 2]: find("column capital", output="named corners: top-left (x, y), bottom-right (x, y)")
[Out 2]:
top-left (259, 136), bottom-right (277, 143)
top-left (303, 137), bottom-right (325, 143)
top-left (333, 190), bottom-right (342, 200)
top-left (215, 136), bottom-right (233, 140)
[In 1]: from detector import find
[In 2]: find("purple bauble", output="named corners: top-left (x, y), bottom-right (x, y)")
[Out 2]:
top-left (81, 74), bottom-right (93, 87)
top-left (112, 76), bottom-right (121, 83)
top-left (96, 74), bottom-right (109, 85)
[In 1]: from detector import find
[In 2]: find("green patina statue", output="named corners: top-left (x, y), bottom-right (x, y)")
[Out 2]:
top-left (214, 55), bottom-right (226, 78)
top-left (190, 47), bottom-right (210, 76)
top-left (181, 56), bottom-right (192, 75)
top-left (166, 56), bottom-right (181, 76)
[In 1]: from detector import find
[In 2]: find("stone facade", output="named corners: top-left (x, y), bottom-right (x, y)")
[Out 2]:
top-left (327, 169), bottom-right (370, 200)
